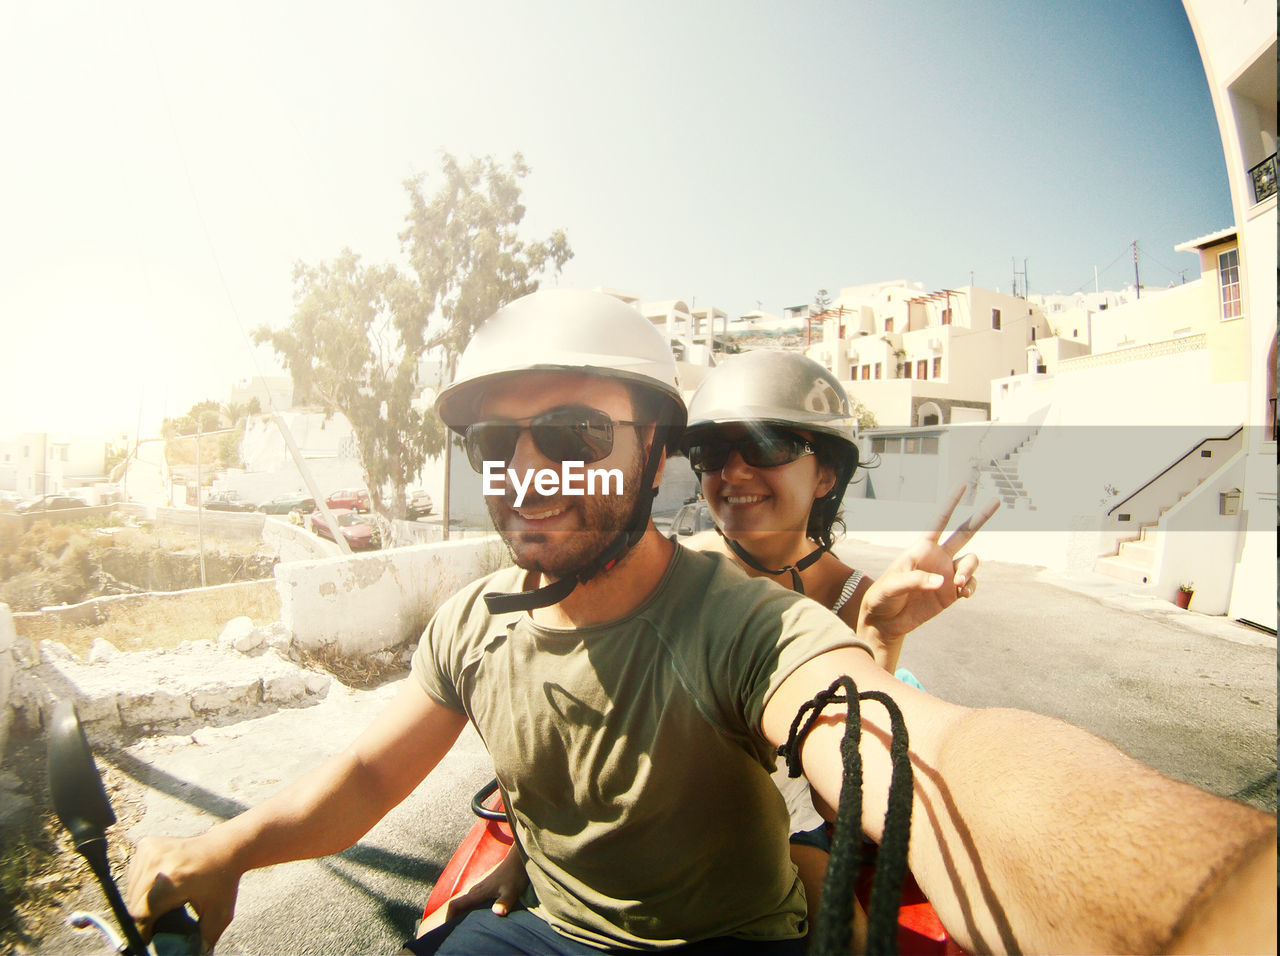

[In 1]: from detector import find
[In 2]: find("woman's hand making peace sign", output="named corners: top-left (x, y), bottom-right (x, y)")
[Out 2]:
top-left (856, 486), bottom-right (1000, 673)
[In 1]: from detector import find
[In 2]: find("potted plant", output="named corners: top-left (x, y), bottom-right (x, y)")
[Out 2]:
top-left (1175, 582), bottom-right (1194, 609)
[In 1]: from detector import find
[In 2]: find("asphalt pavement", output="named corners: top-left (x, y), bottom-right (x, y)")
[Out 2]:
top-left (38, 542), bottom-right (1276, 954)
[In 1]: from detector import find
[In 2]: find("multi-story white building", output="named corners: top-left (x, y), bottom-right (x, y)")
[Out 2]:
top-left (1179, 0), bottom-right (1276, 628)
top-left (0, 432), bottom-right (108, 497)
top-left (804, 280), bottom-right (1059, 427)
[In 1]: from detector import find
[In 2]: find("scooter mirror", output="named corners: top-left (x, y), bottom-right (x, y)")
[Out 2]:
top-left (47, 699), bottom-right (116, 849)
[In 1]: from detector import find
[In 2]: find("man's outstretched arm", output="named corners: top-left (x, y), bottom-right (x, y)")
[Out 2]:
top-left (763, 648), bottom-right (1277, 955)
top-left (127, 680), bottom-right (468, 951)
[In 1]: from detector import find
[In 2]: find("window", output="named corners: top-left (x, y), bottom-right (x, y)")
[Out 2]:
top-left (861, 364), bottom-right (871, 380)
top-left (874, 362), bottom-right (882, 379)
top-left (992, 308), bottom-right (1002, 330)
top-left (1030, 327), bottom-right (1036, 341)
top-left (921, 436), bottom-right (940, 454)
top-left (903, 362), bottom-right (911, 379)
top-left (904, 438), bottom-right (919, 454)
top-left (60, 448), bottom-right (69, 461)
top-left (884, 317), bottom-right (894, 332)
top-left (1219, 249), bottom-right (1241, 319)
top-left (916, 359), bottom-right (928, 379)
top-left (932, 357), bottom-right (942, 378)
top-left (941, 308), bottom-right (952, 325)
top-left (871, 437), bottom-right (901, 455)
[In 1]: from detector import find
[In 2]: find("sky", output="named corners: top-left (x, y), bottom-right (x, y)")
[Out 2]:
top-left (0, 1), bottom-right (1232, 442)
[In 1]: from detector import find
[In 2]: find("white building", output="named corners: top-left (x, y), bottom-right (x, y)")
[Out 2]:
top-left (0, 432), bottom-right (107, 498)
top-left (805, 280), bottom-right (1058, 427)
top-left (1180, 0), bottom-right (1276, 628)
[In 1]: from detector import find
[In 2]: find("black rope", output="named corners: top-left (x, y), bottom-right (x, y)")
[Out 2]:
top-left (777, 677), bottom-right (914, 956)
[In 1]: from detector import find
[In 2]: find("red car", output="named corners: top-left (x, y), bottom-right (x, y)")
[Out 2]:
top-left (325, 488), bottom-right (370, 512)
top-left (311, 508), bottom-right (379, 551)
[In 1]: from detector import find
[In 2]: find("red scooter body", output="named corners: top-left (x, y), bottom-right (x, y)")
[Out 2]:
top-left (423, 784), bottom-right (963, 954)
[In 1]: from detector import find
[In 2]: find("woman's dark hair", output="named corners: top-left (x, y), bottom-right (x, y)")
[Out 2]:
top-left (807, 435), bottom-right (859, 550)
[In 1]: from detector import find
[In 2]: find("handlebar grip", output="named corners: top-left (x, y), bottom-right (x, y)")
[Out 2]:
top-left (151, 906), bottom-right (201, 956)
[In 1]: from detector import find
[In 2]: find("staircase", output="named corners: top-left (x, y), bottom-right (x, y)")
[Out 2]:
top-left (1094, 477), bottom-right (1207, 585)
top-left (976, 436), bottom-right (1036, 510)
top-left (1094, 522), bottom-right (1160, 585)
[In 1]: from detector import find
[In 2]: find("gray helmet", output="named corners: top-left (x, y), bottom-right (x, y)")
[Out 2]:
top-left (684, 350), bottom-right (857, 448)
top-left (683, 350), bottom-right (859, 551)
top-left (435, 288), bottom-right (685, 436)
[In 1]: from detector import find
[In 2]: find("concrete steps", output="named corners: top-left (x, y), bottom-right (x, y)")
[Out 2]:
top-left (978, 436), bottom-right (1037, 510)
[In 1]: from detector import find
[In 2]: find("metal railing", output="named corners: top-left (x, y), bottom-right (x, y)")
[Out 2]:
top-left (1249, 153), bottom-right (1276, 204)
top-left (1107, 427), bottom-right (1243, 517)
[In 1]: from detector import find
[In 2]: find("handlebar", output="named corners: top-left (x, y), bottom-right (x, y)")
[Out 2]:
top-left (470, 778), bottom-right (509, 822)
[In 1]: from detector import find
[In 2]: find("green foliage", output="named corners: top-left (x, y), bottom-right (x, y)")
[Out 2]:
top-left (255, 152), bottom-right (572, 519)
top-left (217, 431), bottom-right (242, 469)
top-left (851, 397), bottom-right (878, 431)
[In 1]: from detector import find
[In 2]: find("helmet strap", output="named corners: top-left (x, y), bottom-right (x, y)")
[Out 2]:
top-left (483, 405), bottom-right (674, 614)
top-left (721, 533), bottom-right (827, 596)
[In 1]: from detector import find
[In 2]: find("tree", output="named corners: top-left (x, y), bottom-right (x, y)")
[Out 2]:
top-left (813, 288), bottom-right (832, 315)
top-left (255, 153), bottom-right (572, 533)
top-left (401, 153), bottom-right (572, 534)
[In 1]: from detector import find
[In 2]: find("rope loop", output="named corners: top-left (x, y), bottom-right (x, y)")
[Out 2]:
top-left (776, 676), bottom-right (915, 955)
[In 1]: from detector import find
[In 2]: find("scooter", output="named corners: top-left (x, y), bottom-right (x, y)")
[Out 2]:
top-left (51, 692), bottom-right (960, 955)
top-left (47, 699), bottom-right (202, 956)
top-left (421, 779), bottom-right (964, 955)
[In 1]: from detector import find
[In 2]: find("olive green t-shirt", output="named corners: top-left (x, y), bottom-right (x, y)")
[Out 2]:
top-left (411, 545), bottom-right (872, 950)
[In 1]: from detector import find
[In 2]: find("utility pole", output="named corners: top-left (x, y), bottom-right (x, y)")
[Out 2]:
top-left (195, 423), bottom-right (206, 587)
top-left (1132, 240), bottom-right (1141, 299)
top-left (271, 412), bottom-right (352, 554)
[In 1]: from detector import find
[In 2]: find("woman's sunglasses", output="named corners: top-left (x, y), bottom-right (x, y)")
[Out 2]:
top-left (463, 406), bottom-right (644, 472)
top-left (686, 428), bottom-right (814, 475)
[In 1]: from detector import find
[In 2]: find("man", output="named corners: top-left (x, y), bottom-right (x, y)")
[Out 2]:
top-left (128, 289), bottom-right (1275, 954)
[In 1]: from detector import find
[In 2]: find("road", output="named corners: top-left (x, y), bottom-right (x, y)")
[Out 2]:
top-left (38, 543), bottom-right (1276, 954)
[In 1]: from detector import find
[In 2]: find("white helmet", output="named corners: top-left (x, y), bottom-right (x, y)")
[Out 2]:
top-left (435, 288), bottom-right (685, 436)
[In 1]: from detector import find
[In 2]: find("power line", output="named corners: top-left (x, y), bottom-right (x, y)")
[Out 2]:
top-left (1067, 245), bottom-right (1131, 296)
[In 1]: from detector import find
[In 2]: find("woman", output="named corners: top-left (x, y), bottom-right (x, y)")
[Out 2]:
top-left (427, 350), bottom-right (993, 944)
top-left (681, 349), bottom-right (987, 675)
top-left (679, 349), bottom-right (991, 939)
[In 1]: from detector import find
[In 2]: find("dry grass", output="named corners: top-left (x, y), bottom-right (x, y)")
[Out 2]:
top-left (295, 643), bottom-right (407, 690)
top-left (12, 582), bottom-right (280, 658)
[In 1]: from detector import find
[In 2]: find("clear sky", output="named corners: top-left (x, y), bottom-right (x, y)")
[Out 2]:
top-left (0, 1), bottom-right (1231, 442)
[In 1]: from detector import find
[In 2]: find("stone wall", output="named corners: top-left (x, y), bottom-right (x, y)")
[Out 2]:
top-left (276, 535), bottom-right (506, 656)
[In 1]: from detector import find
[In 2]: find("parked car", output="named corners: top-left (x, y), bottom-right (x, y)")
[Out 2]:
top-left (670, 498), bottom-right (715, 537)
top-left (407, 488), bottom-right (433, 519)
top-left (258, 493), bottom-right (317, 515)
top-left (311, 508), bottom-right (379, 551)
top-left (325, 488), bottom-right (370, 512)
top-left (16, 494), bottom-right (89, 514)
top-left (205, 492), bottom-right (256, 512)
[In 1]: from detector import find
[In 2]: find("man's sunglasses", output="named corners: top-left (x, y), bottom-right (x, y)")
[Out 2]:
top-left (686, 428), bottom-right (814, 475)
top-left (463, 406), bottom-right (645, 472)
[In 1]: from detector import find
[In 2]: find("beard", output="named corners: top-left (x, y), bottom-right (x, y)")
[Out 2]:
top-left (486, 445), bottom-right (646, 580)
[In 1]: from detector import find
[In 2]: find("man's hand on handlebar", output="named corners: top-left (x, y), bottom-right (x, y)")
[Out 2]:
top-left (127, 834), bottom-right (242, 953)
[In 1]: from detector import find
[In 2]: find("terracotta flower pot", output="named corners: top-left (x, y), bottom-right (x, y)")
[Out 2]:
top-left (1175, 589), bottom-right (1193, 609)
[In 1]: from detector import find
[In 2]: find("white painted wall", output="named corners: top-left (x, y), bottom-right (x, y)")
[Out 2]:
top-left (1154, 453), bottom-right (1247, 614)
top-left (275, 536), bottom-right (506, 655)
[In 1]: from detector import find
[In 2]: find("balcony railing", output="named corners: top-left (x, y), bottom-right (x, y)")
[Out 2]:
top-left (1249, 153), bottom-right (1276, 204)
